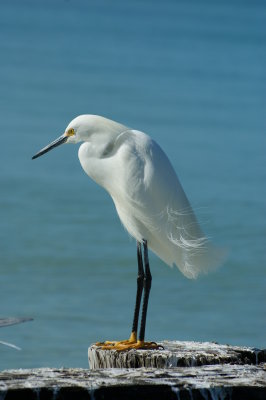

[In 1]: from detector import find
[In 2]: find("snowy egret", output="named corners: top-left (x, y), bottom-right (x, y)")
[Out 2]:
top-left (32, 115), bottom-right (224, 351)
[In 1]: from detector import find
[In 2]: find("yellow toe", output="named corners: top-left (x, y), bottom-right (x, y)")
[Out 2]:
top-left (109, 340), bottom-right (162, 352)
top-left (95, 336), bottom-right (163, 352)
top-left (95, 331), bottom-right (137, 349)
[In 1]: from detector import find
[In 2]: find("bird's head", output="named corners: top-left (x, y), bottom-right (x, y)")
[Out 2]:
top-left (32, 115), bottom-right (94, 159)
top-left (32, 115), bottom-right (126, 160)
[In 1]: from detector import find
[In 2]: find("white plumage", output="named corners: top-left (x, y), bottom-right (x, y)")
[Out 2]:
top-left (32, 114), bottom-right (225, 349)
top-left (65, 114), bottom-right (223, 279)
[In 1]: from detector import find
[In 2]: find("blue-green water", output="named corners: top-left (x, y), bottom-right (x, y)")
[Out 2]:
top-left (0, 0), bottom-right (265, 370)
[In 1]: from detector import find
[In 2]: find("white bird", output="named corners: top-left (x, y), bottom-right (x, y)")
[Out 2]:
top-left (32, 115), bottom-right (224, 350)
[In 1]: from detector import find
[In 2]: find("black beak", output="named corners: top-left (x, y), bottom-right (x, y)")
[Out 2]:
top-left (32, 135), bottom-right (67, 160)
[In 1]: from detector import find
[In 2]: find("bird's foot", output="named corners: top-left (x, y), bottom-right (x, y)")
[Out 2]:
top-left (96, 340), bottom-right (163, 351)
top-left (118, 340), bottom-right (163, 351)
top-left (95, 332), bottom-right (163, 351)
top-left (95, 331), bottom-right (137, 348)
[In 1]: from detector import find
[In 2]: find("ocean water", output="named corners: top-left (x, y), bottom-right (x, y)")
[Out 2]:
top-left (0, 0), bottom-right (265, 370)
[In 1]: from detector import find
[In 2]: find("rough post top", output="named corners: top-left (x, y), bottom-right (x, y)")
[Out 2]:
top-left (0, 364), bottom-right (266, 400)
top-left (88, 340), bottom-right (266, 369)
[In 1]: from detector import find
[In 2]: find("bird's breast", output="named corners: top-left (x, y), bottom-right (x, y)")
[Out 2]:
top-left (78, 142), bottom-right (109, 188)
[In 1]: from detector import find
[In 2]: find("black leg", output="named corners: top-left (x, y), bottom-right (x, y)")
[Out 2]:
top-left (131, 241), bottom-right (145, 335)
top-left (97, 239), bottom-right (160, 350)
top-left (138, 240), bottom-right (152, 342)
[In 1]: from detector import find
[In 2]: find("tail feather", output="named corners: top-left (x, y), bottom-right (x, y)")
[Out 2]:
top-left (173, 238), bottom-right (226, 279)
top-left (150, 206), bottom-right (226, 279)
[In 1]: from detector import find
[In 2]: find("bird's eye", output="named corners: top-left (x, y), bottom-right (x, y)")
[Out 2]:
top-left (67, 128), bottom-right (75, 136)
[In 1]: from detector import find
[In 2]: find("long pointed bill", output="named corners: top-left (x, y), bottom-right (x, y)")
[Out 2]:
top-left (32, 135), bottom-right (67, 160)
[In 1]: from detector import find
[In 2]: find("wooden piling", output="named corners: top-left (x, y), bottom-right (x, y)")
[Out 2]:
top-left (0, 341), bottom-right (265, 399)
top-left (88, 340), bottom-right (266, 369)
top-left (0, 363), bottom-right (266, 399)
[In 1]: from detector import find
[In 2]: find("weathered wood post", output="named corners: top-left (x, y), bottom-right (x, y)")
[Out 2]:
top-left (88, 340), bottom-right (265, 369)
top-left (0, 342), bottom-right (265, 399)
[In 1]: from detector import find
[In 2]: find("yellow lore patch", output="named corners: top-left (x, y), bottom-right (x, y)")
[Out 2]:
top-left (65, 128), bottom-right (75, 136)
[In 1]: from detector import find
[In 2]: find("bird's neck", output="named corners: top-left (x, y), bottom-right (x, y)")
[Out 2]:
top-left (78, 117), bottom-right (129, 188)
top-left (85, 117), bottom-right (128, 158)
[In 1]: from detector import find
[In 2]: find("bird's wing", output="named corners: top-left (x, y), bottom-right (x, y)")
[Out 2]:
top-left (0, 317), bottom-right (33, 328)
top-left (123, 131), bottom-right (225, 278)
top-left (0, 340), bottom-right (21, 350)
